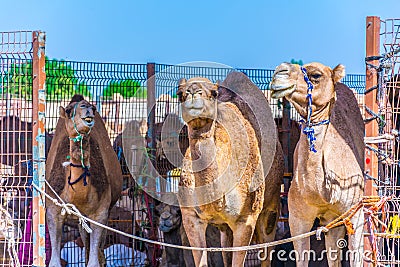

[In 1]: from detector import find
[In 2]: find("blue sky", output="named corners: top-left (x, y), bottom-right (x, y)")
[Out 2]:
top-left (1, 0), bottom-right (400, 74)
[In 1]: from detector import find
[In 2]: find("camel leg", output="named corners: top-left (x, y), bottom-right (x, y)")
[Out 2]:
top-left (323, 224), bottom-right (346, 267)
top-left (181, 207), bottom-right (208, 267)
top-left (78, 224), bottom-right (90, 265)
top-left (220, 226), bottom-right (233, 266)
top-left (230, 217), bottom-right (257, 267)
top-left (255, 209), bottom-right (279, 267)
top-left (47, 206), bottom-right (65, 267)
top-left (347, 209), bottom-right (364, 267)
top-left (87, 213), bottom-right (108, 267)
top-left (288, 205), bottom-right (316, 267)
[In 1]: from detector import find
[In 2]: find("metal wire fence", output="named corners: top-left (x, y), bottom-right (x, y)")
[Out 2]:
top-left (0, 29), bottom-right (369, 267)
top-left (372, 18), bottom-right (400, 266)
top-left (0, 31), bottom-right (34, 267)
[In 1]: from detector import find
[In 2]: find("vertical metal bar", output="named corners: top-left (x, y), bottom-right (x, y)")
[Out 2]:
top-left (146, 62), bottom-right (156, 183)
top-left (145, 62), bottom-right (159, 266)
top-left (364, 16), bottom-right (380, 267)
top-left (32, 31), bottom-right (46, 267)
top-left (365, 16), bottom-right (380, 196)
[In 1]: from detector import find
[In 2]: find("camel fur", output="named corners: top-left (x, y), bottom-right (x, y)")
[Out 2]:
top-left (177, 72), bottom-right (284, 267)
top-left (46, 94), bottom-right (123, 267)
top-left (270, 62), bottom-right (364, 267)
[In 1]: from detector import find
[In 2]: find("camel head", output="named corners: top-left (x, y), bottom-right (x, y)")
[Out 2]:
top-left (59, 99), bottom-right (96, 138)
top-left (156, 202), bottom-right (182, 232)
top-left (177, 77), bottom-right (218, 129)
top-left (270, 62), bottom-right (345, 120)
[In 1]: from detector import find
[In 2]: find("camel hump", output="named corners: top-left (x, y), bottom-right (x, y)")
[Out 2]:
top-left (70, 94), bottom-right (85, 104)
top-left (331, 82), bottom-right (365, 169)
top-left (219, 71), bottom-right (277, 179)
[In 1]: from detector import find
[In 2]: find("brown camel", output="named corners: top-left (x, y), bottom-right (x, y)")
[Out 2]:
top-left (177, 72), bottom-right (284, 267)
top-left (46, 95), bottom-right (123, 267)
top-left (156, 193), bottom-right (223, 267)
top-left (270, 62), bottom-right (364, 267)
top-left (154, 113), bottom-right (189, 177)
top-left (113, 119), bottom-right (147, 177)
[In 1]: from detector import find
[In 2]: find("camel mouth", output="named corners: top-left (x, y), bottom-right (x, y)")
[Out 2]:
top-left (82, 116), bottom-right (94, 126)
top-left (270, 84), bottom-right (296, 99)
top-left (186, 107), bottom-right (204, 117)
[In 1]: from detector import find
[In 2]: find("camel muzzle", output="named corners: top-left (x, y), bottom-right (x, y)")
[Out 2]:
top-left (82, 116), bottom-right (95, 127)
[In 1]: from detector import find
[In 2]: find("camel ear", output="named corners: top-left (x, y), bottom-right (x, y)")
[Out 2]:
top-left (59, 106), bottom-right (67, 119)
top-left (332, 64), bottom-right (345, 84)
top-left (177, 78), bottom-right (187, 102)
top-left (178, 78), bottom-right (187, 92)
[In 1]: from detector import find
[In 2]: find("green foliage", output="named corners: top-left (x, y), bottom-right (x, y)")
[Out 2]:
top-left (46, 59), bottom-right (91, 100)
top-left (0, 58), bottom-right (92, 100)
top-left (290, 59), bottom-right (304, 66)
top-left (0, 62), bottom-right (33, 98)
top-left (102, 79), bottom-right (146, 99)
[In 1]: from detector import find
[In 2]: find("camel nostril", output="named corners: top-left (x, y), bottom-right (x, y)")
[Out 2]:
top-left (274, 63), bottom-right (292, 76)
top-left (275, 69), bottom-right (289, 75)
top-left (161, 212), bottom-right (171, 220)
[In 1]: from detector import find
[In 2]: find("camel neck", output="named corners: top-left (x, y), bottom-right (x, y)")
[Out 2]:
top-left (299, 122), bottom-right (329, 156)
top-left (67, 138), bottom-right (91, 187)
top-left (69, 137), bottom-right (90, 167)
top-left (189, 136), bottom-right (218, 187)
top-left (308, 97), bottom-right (334, 123)
top-left (188, 121), bottom-right (215, 140)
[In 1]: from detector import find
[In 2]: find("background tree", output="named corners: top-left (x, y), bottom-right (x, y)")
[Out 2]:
top-left (0, 58), bottom-right (91, 100)
top-left (45, 59), bottom-right (91, 100)
top-left (290, 59), bottom-right (303, 65)
top-left (102, 79), bottom-right (146, 99)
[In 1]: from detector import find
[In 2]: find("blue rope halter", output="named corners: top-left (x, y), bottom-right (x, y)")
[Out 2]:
top-left (300, 66), bottom-right (330, 153)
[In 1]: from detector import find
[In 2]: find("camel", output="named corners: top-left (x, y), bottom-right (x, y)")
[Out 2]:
top-left (270, 62), bottom-right (365, 267)
top-left (113, 119), bottom-right (147, 177)
top-left (154, 113), bottom-right (189, 177)
top-left (46, 94), bottom-right (123, 267)
top-left (177, 72), bottom-right (284, 267)
top-left (155, 193), bottom-right (223, 267)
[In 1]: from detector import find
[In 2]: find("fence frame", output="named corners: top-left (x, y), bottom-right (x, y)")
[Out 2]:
top-left (32, 31), bottom-right (46, 267)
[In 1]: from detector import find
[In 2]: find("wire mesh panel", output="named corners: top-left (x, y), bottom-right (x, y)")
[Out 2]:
top-left (371, 18), bottom-right (400, 266)
top-left (0, 31), bottom-right (35, 267)
top-left (45, 61), bottom-right (150, 266)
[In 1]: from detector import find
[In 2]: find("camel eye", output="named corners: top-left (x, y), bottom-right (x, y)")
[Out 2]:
top-left (310, 73), bottom-right (322, 80)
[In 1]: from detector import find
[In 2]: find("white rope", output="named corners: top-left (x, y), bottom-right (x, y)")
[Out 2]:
top-left (44, 180), bottom-right (92, 233)
top-left (33, 182), bottom-right (326, 253)
top-left (0, 206), bottom-right (20, 267)
top-left (364, 134), bottom-right (395, 144)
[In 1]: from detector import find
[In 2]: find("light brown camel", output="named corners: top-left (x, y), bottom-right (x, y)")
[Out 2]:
top-left (270, 62), bottom-right (364, 267)
top-left (177, 72), bottom-right (284, 267)
top-left (46, 95), bottom-right (123, 267)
